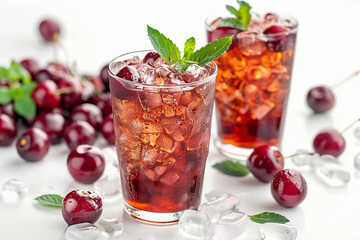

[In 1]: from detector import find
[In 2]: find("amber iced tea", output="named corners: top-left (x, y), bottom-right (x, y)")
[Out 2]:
top-left (108, 51), bottom-right (217, 223)
top-left (207, 13), bottom-right (298, 151)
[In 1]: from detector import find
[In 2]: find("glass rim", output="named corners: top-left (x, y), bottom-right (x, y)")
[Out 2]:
top-left (205, 11), bottom-right (298, 37)
top-left (108, 50), bottom-right (218, 90)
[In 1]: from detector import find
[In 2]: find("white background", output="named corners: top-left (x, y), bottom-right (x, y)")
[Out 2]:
top-left (1, 0), bottom-right (360, 239)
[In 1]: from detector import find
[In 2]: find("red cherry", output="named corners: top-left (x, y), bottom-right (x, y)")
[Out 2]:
top-left (116, 66), bottom-right (139, 81)
top-left (32, 112), bottom-right (65, 144)
top-left (0, 114), bottom-right (17, 146)
top-left (61, 190), bottom-right (102, 225)
top-left (247, 145), bottom-right (284, 183)
top-left (39, 19), bottom-right (60, 42)
top-left (32, 80), bottom-right (61, 110)
top-left (0, 103), bottom-right (15, 118)
top-left (143, 52), bottom-right (160, 66)
top-left (100, 65), bottom-right (110, 92)
top-left (67, 145), bottom-right (105, 184)
top-left (20, 58), bottom-right (40, 78)
top-left (64, 121), bottom-right (96, 150)
top-left (69, 103), bottom-right (103, 130)
top-left (100, 115), bottom-right (115, 145)
top-left (263, 25), bottom-right (287, 39)
top-left (271, 169), bottom-right (307, 207)
top-left (90, 93), bottom-right (112, 117)
top-left (16, 128), bottom-right (50, 162)
top-left (208, 26), bottom-right (242, 42)
top-left (263, 25), bottom-right (294, 52)
top-left (306, 86), bottom-right (335, 113)
top-left (313, 129), bottom-right (345, 157)
top-left (57, 79), bottom-right (82, 109)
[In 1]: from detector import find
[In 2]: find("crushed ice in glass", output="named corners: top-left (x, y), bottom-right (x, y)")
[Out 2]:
top-left (1, 179), bottom-right (28, 200)
top-left (94, 173), bottom-right (122, 199)
top-left (260, 223), bottom-right (297, 240)
top-left (95, 218), bottom-right (124, 238)
top-left (65, 223), bottom-right (100, 240)
top-left (179, 210), bottom-right (211, 240)
top-left (199, 191), bottom-right (240, 222)
top-left (354, 153), bottom-right (360, 171)
top-left (213, 210), bottom-right (249, 240)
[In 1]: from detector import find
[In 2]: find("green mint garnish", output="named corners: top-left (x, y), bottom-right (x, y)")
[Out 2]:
top-left (147, 25), bottom-right (233, 73)
top-left (249, 212), bottom-right (290, 224)
top-left (219, 0), bottom-right (252, 30)
top-left (213, 160), bottom-right (250, 177)
top-left (34, 194), bottom-right (64, 208)
top-left (0, 61), bottom-right (37, 117)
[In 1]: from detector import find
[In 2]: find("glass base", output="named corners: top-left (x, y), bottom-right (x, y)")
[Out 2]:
top-left (123, 201), bottom-right (185, 225)
top-left (215, 139), bottom-right (254, 162)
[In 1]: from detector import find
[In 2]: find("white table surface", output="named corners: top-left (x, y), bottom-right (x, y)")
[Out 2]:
top-left (1, 0), bottom-right (360, 239)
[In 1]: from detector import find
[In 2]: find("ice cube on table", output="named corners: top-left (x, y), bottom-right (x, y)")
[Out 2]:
top-left (199, 191), bottom-right (240, 222)
top-left (260, 223), bottom-right (297, 240)
top-left (237, 221), bottom-right (264, 240)
top-left (94, 173), bottom-right (122, 199)
top-left (1, 179), bottom-right (28, 201)
top-left (313, 154), bottom-right (350, 186)
top-left (102, 147), bottom-right (119, 169)
top-left (291, 149), bottom-right (319, 167)
top-left (179, 210), bottom-right (211, 240)
top-left (65, 223), bottom-right (100, 240)
top-left (95, 218), bottom-right (124, 239)
top-left (354, 126), bottom-right (360, 139)
top-left (213, 210), bottom-right (249, 240)
top-left (354, 153), bottom-right (360, 171)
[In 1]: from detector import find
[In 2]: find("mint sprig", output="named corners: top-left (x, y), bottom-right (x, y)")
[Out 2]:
top-left (220, 0), bottom-right (252, 30)
top-left (249, 212), bottom-right (290, 224)
top-left (213, 160), bottom-right (250, 177)
top-left (34, 194), bottom-right (64, 208)
top-left (147, 26), bottom-right (233, 73)
top-left (0, 61), bottom-right (37, 117)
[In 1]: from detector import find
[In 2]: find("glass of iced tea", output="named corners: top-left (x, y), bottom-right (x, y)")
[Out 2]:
top-left (108, 50), bottom-right (217, 224)
top-left (207, 12), bottom-right (298, 157)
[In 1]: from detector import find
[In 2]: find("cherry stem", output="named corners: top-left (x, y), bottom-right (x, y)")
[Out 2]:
top-left (341, 118), bottom-right (360, 134)
top-left (331, 70), bottom-right (360, 90)
top-left (54, 38), bottom-right (71, 70)
top-left (283, 151), bottom-right (315, 160)
top-left (56, 87), bottom-right (73, 95)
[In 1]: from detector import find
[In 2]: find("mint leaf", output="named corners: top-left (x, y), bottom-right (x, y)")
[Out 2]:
top-left (249, 212), bottom-right (289, 224)
top-left (0, 67), bottom-right (9, 80)
top-left (20, 82), bottom-right (37, 95)
top-left (220, 0), bottom-right (252, 30)
top-left (147, 25), bottom-right (181, 65)
top-left (189, 36), bottom-right (233, 66)
top-left (238, 1), bottom-right (251, 29)
top-left (0, 87), bottom-right (12, 104)
top-left (14, 94), bottom-right (36, 117)
top-left (10, 86), bottom-right (24, 102)
top-left (35, 194), bottom-right (63, 208)
top-left (219, 18), bottom-right (245, 30)
top-left (182, 37), bottom-right (196, 62)
top-left (8, 61), bottom-right (31, 83)
top-left (213, 160), bottom-right (250, 177)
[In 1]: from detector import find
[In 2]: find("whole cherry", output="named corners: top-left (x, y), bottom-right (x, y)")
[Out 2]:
top-left (64, 121), bottom-right (96, 150)
top-left (67, 145), bottom-right (105, 184)
top-left (0, 103), bottom-right (15, 118)
top-left (69, 103), bottom-right (103, 130)
top-left (61, 190), bottom-right (102, 225)
top-left (16, 128), bottom-right (50, 162)
top-left (271, 169), bottom-right (307, 207)
top-left (20, 58), bottom-right (40, 78)
top-left (143, 52), bottom-right (160, 66)
top-left (247, 145), bottom-right (284, 183)
top-left (32, 112), bottom-right (65, 144)
top-left (32, 80), bottom-right (61, 110)
top-left (0, 114), bottom-right (17, 146)
top-left (306, 86), bottom-right (335, 113)
top-left (313, 129), bottom-right (345, 157)
top-left (100, 115), bottom-right (115, 145)
top-left (39, 19), bottom-right (60, 42)
top-left (90, 93), bottom-right (112, 117)
top-left (57, 79), bottom-right (83, 109)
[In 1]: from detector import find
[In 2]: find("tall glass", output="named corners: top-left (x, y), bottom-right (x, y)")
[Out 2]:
top-left (108, 51), bottom-right (217, 224)
top-left (206, 12), bottom-right (298, 158)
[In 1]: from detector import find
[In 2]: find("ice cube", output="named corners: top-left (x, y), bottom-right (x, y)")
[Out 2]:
top-left (260, 223), bottom-right (297, 240)
top-left (160, 172), bottom-right (180, 186)
top-left (354, 153), bottom-right (360, 171)
top-left (178, 210), bottom-right (211, 240)
top-left (315, 162), bottom-right (351, 187)
top-left (153, 57), bottom-right (167, 68)
top-left (102, 147), bottom-right (119, 169)
top-left (213, 210), bottom-right (249, 240)
top-left (354, 126), bottom-right (360, 139)
top-left (65, 223), bottom-right (100, 240)
top-left (155, 65), bottom-right (180, 84)
top-left (291, 149), bottom-right (319, 167)
top-left (156, 133), bottom-right (174, 153)
top-left (238, 221), bottom-right (264, 240)
top-left (182, 64), bottom-right (209, 83)
top-left (238, 32), bottom-right (266, 56)
top-left (249, 98), bottom-right (275, 120)
top-left (94, 174), bottom-right (122, 199)
top-left (199, 191), bottom-right (240, 222)
top-left (136, 64), bottom-right (155, 84)
top-left (161, 116), bottom-right (181, 134)
top-left (94, 218), bottom-right (124, 238)
top-left (1, 179), bottom-right (28, 200)
top-left (138, 92), bottom-right (163, 109)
